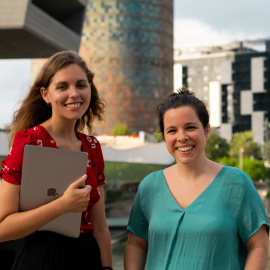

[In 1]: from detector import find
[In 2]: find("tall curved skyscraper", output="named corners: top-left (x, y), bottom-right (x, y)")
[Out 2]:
top-left (80, 0), bottom-right (173, 134)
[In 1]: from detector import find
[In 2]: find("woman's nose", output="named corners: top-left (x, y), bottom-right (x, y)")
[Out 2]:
top-left (69, 86), bottom-right (80, 97)
top-left (177, 130), bottom-right (188, 142)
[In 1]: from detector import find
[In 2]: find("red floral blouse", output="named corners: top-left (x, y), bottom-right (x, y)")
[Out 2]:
top-left (0, 125), bottom-right (105, 233)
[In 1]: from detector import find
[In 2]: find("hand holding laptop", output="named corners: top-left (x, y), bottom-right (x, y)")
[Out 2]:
top-left (20, 145), bottom-right (89, 238)
top-left (60, 174), bottom-right (92, 213)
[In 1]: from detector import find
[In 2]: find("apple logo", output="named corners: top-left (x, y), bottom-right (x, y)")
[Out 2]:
top-left (47, 188), bottom-right (58, 197)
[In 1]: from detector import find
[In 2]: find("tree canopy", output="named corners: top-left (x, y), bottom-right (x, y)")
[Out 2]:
top-left (111, 124), bottom-right (135, 135)
top-left (205, 130), bottom-right (229, 162)
top-left (242, 158), bottom-right (268, 181)
top-left (229, 131), bottom-right (262, 161)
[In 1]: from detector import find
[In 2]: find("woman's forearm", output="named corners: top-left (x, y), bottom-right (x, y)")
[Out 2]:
top-left (90, 185), bottom-right (112, 267)
top-left (244, 247), bottom-right (268, 270)
top-left (244, 225), bottom-right (269, 270)
top-left (0, 197), bottom-right (67, 242)
top-left (124, 243), bottom-right (147, 270)
top-left (0, 175), bottom-right (90, 242)
top-left (124, 233), bottom-right (148, 270)
top-left (93, 227), bottom-right (112, 267)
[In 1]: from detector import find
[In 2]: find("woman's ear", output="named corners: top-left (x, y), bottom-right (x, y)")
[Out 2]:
top-left (40, 87), bottom-right (50, 104)
top-left (205, 124), bottom-right (210, 140)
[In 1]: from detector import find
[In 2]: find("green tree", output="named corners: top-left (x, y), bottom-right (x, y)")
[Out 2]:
top-left (205, 130), bottom-right (229, 162)
top-left (111, 124), bottom-right (135, 135)
top-left (264, 140), bottom-right (270, 164)
top-left (154, 131), bottom-right (164, 142)
top-left (153, 126), bottom-right (164, 142)
top-left (217, 156), bottom-right (236, 167)
top-left (229, 131), bottom-right (262, 161)
top-left (241, 158), bottom-right (267, 181)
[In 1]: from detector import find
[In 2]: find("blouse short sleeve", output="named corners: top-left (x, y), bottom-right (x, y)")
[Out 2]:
top-left (0, 130), bottom-right (34, 184)
top-left (238, 173), bottom-right (269, 244)
top-left (127, 183), bottom-right (149, 241)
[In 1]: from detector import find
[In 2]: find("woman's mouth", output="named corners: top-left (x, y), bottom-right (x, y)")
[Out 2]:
top-left (65, 102), bottom-right (82, 108)
top-left (177, 146), bottom-right (194, 152)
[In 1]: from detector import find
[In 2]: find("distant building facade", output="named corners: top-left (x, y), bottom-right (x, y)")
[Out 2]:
top-left (79, 0), bottom-right (174, 134)
top-left (175, 41), bottom-right (270, 146)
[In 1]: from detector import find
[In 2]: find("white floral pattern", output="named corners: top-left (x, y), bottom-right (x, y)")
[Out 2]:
top-left (37, 140), bottom-right (42, 146)
top-left (91, 143), bottom-right (96, 148)
top-left (0, 127), bottom-right (105, 233)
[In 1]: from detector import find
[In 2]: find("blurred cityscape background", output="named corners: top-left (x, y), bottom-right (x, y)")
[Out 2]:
top-left (0, 0), bottom-right (270, 269)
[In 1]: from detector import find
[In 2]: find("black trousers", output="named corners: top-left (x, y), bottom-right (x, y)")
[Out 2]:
top-left (11, 231), bottom-right (102, 270)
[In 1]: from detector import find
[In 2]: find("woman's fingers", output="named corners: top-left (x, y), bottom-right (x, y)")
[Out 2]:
top-left (69, 174), bottom-right (88, 189)
top-left (62, 175), bottom-right (92, 212)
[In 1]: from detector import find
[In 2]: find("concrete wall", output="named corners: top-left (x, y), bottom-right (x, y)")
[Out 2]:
top-left (101, 142), bottom-right (174, 165)
top-left (0, 130), bottom-right (174, 165)
top-left (0, 0), bottom-right (87, 58)
top-left (251, 57), bottom-right (265, 92)
top-left (0, 131), bottom-right (9, 156)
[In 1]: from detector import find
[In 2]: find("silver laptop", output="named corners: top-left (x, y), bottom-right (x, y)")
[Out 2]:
top-left (20, 145), bottom-right (88, 238)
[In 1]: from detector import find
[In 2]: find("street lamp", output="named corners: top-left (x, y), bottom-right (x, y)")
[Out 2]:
top-left (239, 148), bottom-right (245, 171)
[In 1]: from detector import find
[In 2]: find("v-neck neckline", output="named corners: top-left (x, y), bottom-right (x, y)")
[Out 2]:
top-left (38, 125), bottom-right (84, 151)
top-left (161, 166), bottom-right (225, 211)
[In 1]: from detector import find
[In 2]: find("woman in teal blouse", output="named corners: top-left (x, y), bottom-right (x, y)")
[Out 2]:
top-left (124, 88), bottom-right (269, 270)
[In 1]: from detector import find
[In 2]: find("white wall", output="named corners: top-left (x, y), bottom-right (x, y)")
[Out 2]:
top-left (209, 81), bottom-right (221, 127)
top-left (174, 63), bottom-right (182, 91)
top-left (241, 91), bottom-right (253, 115)
top-left (101, 142), bottom-right (175, 165)
top-left (0, 131), bottom-right (9, 156)
top-left (219, 123), bottom-right (232, 142)
top-left (251, 57), bottom-right (265, 93)
top-left (220, 60), bottom-right (232, 84)
top-left (252, 111), bottom-right (265, 145)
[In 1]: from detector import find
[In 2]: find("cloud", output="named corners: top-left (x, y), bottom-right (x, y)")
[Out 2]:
top-left (174, 18), bottom-right (233, 47)
top-left (0, 59), bottom-right (30, 128)
top-left (174, 0), bottom-right (270, 41)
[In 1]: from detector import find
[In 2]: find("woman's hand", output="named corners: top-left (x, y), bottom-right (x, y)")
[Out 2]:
top-left (60, 175), bottom-right (92, 213)
top-left (0, 175), bottom-right (91, 242)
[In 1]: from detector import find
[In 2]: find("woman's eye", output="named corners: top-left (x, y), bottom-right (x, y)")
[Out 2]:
top-left (187, 126), bottom-right (196, 130)
top-left (77, 84), bottom-right (86, 88)
top-left (57, 85), bottom-right (67, 90)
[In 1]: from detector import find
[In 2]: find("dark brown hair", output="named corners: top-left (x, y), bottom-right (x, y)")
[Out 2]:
top-left (156, 87), bottom-right (209, 137)
top-left (8, 51), bottom-right (105, 147)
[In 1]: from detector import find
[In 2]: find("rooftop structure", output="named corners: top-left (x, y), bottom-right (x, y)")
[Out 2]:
top-left (0, 0), bottom-right (87, 58)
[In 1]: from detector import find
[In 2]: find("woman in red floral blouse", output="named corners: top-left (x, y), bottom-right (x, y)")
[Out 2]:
top-left (0, 51), bottom-right (113, 270)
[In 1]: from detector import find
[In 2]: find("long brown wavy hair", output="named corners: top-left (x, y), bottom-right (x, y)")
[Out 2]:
top-left (8, 51), bottom-right (105, 148)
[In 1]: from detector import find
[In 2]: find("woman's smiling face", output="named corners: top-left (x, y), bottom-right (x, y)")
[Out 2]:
top-left (164, 106), bottom-right (210, 165)
top-left (41, 63), bottom-right (91, 123)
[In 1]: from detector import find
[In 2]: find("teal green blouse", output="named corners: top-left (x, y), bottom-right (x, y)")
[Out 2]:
top-left (127, 166), bottom-right (269, 270)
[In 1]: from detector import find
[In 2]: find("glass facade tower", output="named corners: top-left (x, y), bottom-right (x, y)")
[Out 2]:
top-left (80, 0), bottom-right (174, 134)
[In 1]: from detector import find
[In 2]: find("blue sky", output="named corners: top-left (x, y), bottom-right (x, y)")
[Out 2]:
top-left (0, 0), bottom-right (270, 128)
